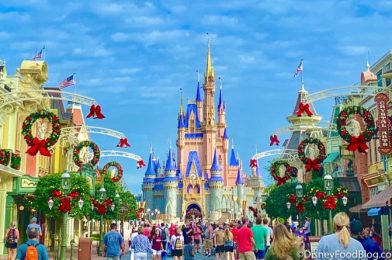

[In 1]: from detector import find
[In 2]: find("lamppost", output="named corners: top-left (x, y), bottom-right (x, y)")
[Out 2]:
top-left (97, 186), bottom-right (106, 256)
top-left (324, 174), bottom-right (334, 233)
top-left (115, 192), bottom-right (120, 224)
top-left (296, 183), bottom-right (303, 226)
top-left (59, 171), bottom-right (70, 260)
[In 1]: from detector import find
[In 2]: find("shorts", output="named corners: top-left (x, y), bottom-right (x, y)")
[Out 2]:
top-left (152, 249), bottom-right (162, 256)
top-left (255, 250), bottom-right (265, 259)
top-left (5, 242), bottom-right (18, 249)
top-left (224, 246), bottom-right (234, 252)
top-left (194, 239), bottom-right (200, 245)
top-left (172, 249), bottom-right (183, 257)
top-left (204, 239), bottom-right (212, 249)
top-left (239, 251), bottom-right (256, 260)
top-left (215, 245), bottom-right (225, 254)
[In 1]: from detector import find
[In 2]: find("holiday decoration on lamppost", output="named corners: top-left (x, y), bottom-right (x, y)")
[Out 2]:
top-left (324, 174), bottom-right (334, 233)
top-left (296, 183), bottom-right (304, 225)
top-left (92, 186), bottom-right (110, 257)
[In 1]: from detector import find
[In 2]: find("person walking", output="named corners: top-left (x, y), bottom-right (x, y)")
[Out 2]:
top-left (252, 217), bottom-right (268, 260)
top-left (262, 218), bottom-right (273, 253)
top-left (16, 228), bottom-right (48, 260)
top-left (151, 228), bottom-right (164, 260)
top-left (224, 226), bottom-right (235, 260)
top-left (4, 222), bottom-right (20, 260)
top-left (171, 227), bottom-right (184, 260)
top-left (214, 223), bottom-right (226, 260)
top-left (264, 224), bottom-right (303, 260)
top-left (26, 217), bottom-right (41, 238)
top-left (132, 226), bottom-right (153, 260)
top-left (103, 223), bottom-right (125, 260)
top-left (237, 217), bottom-right (256, 260)
top-left (184, 237), bottom-right (195, 260)
top-left (193, 223), bottom-right (202, 254)
top-left (316, 212), bottom-right (366, 260)
top-left (203, 222), bottom-right (214, 257)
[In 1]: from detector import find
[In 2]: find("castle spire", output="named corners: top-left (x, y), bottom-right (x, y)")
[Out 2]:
top-left (205, 40), bottom-right (215, 81)
top-left (218, 77), bottom-right (225, 111)
top-left (196, 81), bottom-right (202, 102)
top-left (165, 147), bottom-right (176, 172)
top-left (180, 88), bottom-right (184, 115)
top-left (236, 166), bottom-right (244, 185)
top-left (211, 149), bottom-right (222, 171)
top-left (145, 151), bottom-right (156, 175)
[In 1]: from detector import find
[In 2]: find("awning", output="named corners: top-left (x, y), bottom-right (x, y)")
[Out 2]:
top-left (349, 204), bottom-right (364, 213)
top-left (368, 208), bottom-right (381, 217)
top-left (362, 186), bottom-right (392, 209)
top-left (323, 152), bottom-right (340, 164)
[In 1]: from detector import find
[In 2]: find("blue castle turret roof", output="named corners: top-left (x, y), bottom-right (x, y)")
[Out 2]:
top-left (178, 114), bottom-right (186, 128)
top-left (223, 128), bottom-right (229, 139)
top-left (218, 86), bottom-right (225, 111)
top-left (165, 148), bottom-right (176, 172)
top-left (196, 81), bottom-right (202, 102)
top-left (236, 167), bottom-right (244, 185)
top-left (145, 152), bottom-right (156, 175)
top-left (229, 147), bottom-right (239, 166)
top-left (211, 149), bottom-right (222, 171)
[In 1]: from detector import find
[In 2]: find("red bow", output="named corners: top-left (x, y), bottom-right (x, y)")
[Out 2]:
top-left (249, 159), bottom-right (258, 168)
top-left (296, 202), bottom-right (305, 213)
top-left (86, 104), bottom-right (105, 119)
top-left (288, 194), bottom-right (297, 203)
top-left (347, 135), bottom-right (368, 153)
top-left (296, 102), bottom-right (313, 117)
top-left (305, 159), bottom-right (321, 172)
top-left (269, 135), bottom-right (280, 146)
top-left (59, 197), bottom-right (71, 213)
top-left (316, 191), bottom-right (326, 200)
top-left (69, 190), bottom-right (79, 199)
top-left (117, 138), bottom-right (131, 148)
top-left (26, 137), bottom-right (51, 156)
top-left (137, 160), bottom-right (146, 168)
top-left (323, 195), bottom-right (337, 210)
top-left (51, 190), bottom-right (62, 198)
top-left (276, 176), bottom-right (287, 186)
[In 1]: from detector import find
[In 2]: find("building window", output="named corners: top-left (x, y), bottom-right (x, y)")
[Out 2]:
top-left (377, 70), bottom-right (383, 87)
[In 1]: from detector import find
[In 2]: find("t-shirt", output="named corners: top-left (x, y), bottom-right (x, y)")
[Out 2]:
top-left (171, 235), bottom-right (184, 250)
top-left (103, 231), bottom-right (124, 257)
top-left (231, 228), bottom-right (239, 242)
top-left (252, 225), bottom-right (268, 250)
top-left (183, 227), bottom-right (193, 242)
top-left (152, 236), bottom-right (163, 250)
top-left (16, 239), bottom-right (49, 260)
top-left (204, 226), bottom-right (213, 239)
top-left (170, 225), bottom-right (177, 237)
top-left (237, 226), bottom-right (254, 253)
top-left (194, 227), bottom-right (202, 240)
top-left (263, 225), bottom-right (273, 246)
top-left (316, 233), bottom-right (366, 260)
top-left (26, 223), bottom-right (42, 235)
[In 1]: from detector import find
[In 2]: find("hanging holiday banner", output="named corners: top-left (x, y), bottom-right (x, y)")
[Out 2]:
top-left (375, 93), bottom-right (392, 154)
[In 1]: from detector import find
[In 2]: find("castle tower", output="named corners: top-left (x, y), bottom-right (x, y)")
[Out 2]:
top-left (177, 91), bottom-right (186, 169)
top-left (142, 151), bottom-right (156, 211)
top-left (209, 149), bottom-right (223, 221)
top-left (236, 165), bottom-right (244, 212)
top-left (163, 148), bottom-right (178, 220)
top-left (217, 81), bottom-right (226, 133)
top-left (196, 81), bottom-right (203, 123)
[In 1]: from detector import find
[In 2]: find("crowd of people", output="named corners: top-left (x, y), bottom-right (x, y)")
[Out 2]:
top-left (2, 212), bottom-right (387, 260)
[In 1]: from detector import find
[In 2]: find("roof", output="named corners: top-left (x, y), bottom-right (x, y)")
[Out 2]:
top-left (362, 186), bottom-right (392, 209)
top-left (196, 81), bottom-right (202, 102)
top-left (218, 87), bottom-right (225, 111)
top-left (361, 66), bottom-right (377, 84)
top-left (323, 152), bottom-right (340, 164)
top-left (178, 114), bottom-right (186, 128)
top-left (223, 128), bottom-right (229, 139)
top-left (236, 167), bottom-right (244, 184)
top-left (185, 103), bottom-right (201, 128)
top-left (165, 148), bottom-right (176, 172)
top-left (145, 153), bottom-right (156, 175)
top-left (211, 149), bottom-right (222, 171)
top-left (229, 147), bottom-right (239, 166)
top-left (205, 43), bottom-right (214, 80)
top-left (185, 151), bottom-right (203, 177)
top-left (185, 133), bottom-right (203, 139)
top-left (143, 177), bottom-right (155, 183)
top-left (290, 90), bottom-right (318, 118)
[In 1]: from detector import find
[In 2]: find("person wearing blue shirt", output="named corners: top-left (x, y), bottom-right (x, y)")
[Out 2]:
top-left (103, 223), bottom-right (125, 260)
top-left (16, 228), bottom-right (48, 260)
top-left (316, 212), bottom-right (366, 260)
top-left (26, 217), bottom-right (42, 237)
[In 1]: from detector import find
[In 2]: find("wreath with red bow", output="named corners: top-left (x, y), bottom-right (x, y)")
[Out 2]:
top-left (337, 106), bottom-right (375, 153)
top-left (21, 111), bottom-right (61, 157)
top-left (0, 149), bottom-right (11, 166)
top-left (51, 189), bottom-right (81, 213)
top-left (91, 197), bottom-right (112, 215)
top-left (102, 161), bottom-right (123, 182)
top-left (298, 137), bottom-right (326, 173)
top-left (73, 141), bottom-right (100, 167)
top-left (270, 160), bottom-right (291, 186)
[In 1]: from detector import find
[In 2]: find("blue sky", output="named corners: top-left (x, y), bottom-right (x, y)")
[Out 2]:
top-left (1, 0), bottom-right (392, 194)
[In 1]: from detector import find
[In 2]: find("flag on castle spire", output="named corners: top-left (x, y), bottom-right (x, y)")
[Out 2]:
top-left (33, 46), bottom-right (45, 60)
top-left (293, 59), bottom-right (303, 78)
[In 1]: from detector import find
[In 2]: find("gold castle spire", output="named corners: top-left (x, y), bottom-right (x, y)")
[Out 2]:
top-left (205, 41), bottom-right (215, 81)
top-left (180, 88), bottom-right (184, 115)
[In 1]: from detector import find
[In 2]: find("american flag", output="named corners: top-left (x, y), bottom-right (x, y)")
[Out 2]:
top-left (293, 59), bottom-right (303, 77)
top-left (33, 46), bottom-right (45, 60)
top-left (59, 74), bottom-right (75, 89)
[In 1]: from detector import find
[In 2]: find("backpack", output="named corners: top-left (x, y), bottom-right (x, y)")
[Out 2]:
top-left (175, 237), bottom-right (183, 250)
top-left (25, 242), bottom-right (39, 260)
top-left (161, 228), bottom-right (167, 241)
top-left (6, 228), bottom-right (16, 244)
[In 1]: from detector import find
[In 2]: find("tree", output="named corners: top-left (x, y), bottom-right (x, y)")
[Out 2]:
top-left (265, 182), bottom-right (296, 219)
top-left (33, 173), bottom-right (92, 219)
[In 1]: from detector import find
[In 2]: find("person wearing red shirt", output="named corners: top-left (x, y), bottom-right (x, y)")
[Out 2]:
top-left (169, 223), bottom-right (177, 237)
top-left (237, 218), bottom-right (256, 260)
top-left (231, 222), bottom-right (239, 259)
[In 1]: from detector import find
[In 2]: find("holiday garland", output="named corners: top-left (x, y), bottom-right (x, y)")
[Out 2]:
top-left (73, 141), bottom-right (100, 167)
top-left (270, 160), bottom-right (291, 186)
top-left (21, 110), bottom-right (61, 157)
top-left (298, 137), bottom-right (326, 173)
top-left (336, 106), bottom-right (375, 153)
top-left (0, 149), bottom-right (11, 166)
top-left (102, 161), bottom-right (123, 182)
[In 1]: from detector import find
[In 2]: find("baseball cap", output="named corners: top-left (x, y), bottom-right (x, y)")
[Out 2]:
top-left (32, 217), bottom-right (37, 222)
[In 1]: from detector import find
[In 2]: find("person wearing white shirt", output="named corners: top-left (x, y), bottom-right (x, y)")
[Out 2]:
top-left (262, 218), bottom-right (273, 252)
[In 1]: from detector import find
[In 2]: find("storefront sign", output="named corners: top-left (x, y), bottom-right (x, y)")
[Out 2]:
top-left (375, 93), bottom-right (392, 154)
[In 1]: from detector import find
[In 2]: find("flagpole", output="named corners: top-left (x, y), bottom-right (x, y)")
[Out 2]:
top-left (301, 59), bottom-right (305, 91)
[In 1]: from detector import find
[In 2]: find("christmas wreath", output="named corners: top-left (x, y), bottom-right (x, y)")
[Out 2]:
top-left (298, 137), bottom-right (326, 173)
top-left (102, 161), bottom-right (123, 182)
top-left (21, 111), bottom-right (61, 157)
top-left (270, 160), bottom-right (291, 186)
top-left (337, 106), bottom-right (375, 153)
top-left (73, 141), bottom-right (100, 167)
top-left (0, 149), bottom-right (11, 166)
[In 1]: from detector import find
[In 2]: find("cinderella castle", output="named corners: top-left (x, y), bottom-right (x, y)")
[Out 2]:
top-left (142, 45), bottom-right (265, 222)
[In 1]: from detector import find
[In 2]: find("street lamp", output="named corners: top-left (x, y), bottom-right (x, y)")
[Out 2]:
top-left (48, 198), bottom-right (54, 210)
top-left (324, 174), bottom-right (334, 233)
top-left (97, 186), bottom-right (106, 256)
top-left (312, 195), bottom-right (318, 206)
top-left (342, 196), bottom-right (348, 206)
top-left (286, 202), bottom-right (291, 209)
top-left (111, 204), bottom-right (115, 211)
top-left (295, 183), bottom-right (303, 226)
top-left (78, 198), bottom-right (84, 209)
top-left (59, 171), bottom-right (71, 260)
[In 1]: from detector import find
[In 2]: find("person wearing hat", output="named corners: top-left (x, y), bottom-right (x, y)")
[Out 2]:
top-left (26, 217), bottom-right (42, 238)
